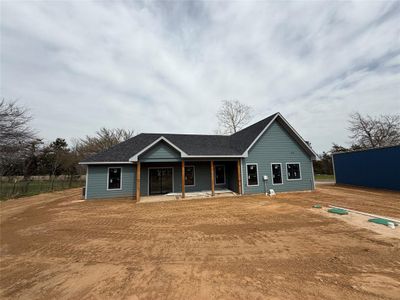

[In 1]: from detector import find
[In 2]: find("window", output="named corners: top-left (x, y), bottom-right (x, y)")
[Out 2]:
top-left (246, 164), bottom-right (258, 186)
top-left (185, 166), bottom-right (195, 186)
top-left (286, 163), bottom-right (301, 180)
top-left (108, 167), bottom-right (122, 190)
top-left (271, 163), bottom-right (283, 185)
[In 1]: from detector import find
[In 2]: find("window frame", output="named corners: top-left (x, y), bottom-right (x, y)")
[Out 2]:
top-left (271, 163), bottom-right (283, 185)
top-left (107, 167), bottom-right (123, 190)
top-left (246, 163), bottom-right (259, 186)
top-left (147, 167), bottom-right (174, 195)
top-left (215, 165), bottom-right (226, 185)
top-left (286, 162), bottom-right (302, 181)
top-left (184, 165), bottom-right (196, 187)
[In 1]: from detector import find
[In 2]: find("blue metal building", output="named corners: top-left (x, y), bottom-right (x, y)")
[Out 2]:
top-left (332, 145), bottom-right (400, 191)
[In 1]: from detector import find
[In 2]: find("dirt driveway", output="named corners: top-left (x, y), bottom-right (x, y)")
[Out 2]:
top-left (1, 185), bottom-right (399, 299)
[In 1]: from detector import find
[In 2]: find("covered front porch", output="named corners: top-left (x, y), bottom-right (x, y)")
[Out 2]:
top-left (135, 159), bottom-right (242, 202)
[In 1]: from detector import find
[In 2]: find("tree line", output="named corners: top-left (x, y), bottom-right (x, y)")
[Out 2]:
top-left (215, 100), bottom-right (399, 176)
top-left (1, 99), bottom-right (399, 179)
top-left (313, 112), bottom-right (400, 175)
top-left (0, 99), bottom-right (134, 179)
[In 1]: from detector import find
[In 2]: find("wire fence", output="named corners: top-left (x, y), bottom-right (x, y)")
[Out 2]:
top-left (0, 176), bottom-right (85, 200)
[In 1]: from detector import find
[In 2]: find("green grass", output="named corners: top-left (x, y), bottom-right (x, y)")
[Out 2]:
top-left (314, 174), bottom-right (335, 181)
top-left (0, 179), bottom-right (85, 201)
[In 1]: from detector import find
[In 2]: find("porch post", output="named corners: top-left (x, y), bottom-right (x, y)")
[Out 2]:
top-left (136, 161), bottom-right (141, 201)
top-left (181, 160), bottom-right (185, 199)
top-left (210, 160), bottom-right (215, 196)
top-left (237, 159), bottom-right (242, 195)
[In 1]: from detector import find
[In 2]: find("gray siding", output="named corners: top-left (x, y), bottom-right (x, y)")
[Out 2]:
top-left (85, 120), bottom-right (313, 199)
top-left (139, 141), bottom-right (181, 162)
top-left (140, 161), bottom-right (214, 196)
top-left (86, 164), bottom-right (135, 199)
top-left (242, 121), bottom-right (314, 194)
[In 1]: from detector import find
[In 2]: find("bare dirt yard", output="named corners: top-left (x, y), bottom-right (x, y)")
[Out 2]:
top-left (1, 184), bottom-right (399, 299)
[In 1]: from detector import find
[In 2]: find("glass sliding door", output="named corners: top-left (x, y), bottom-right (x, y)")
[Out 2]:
top-left (149, 168), bottom-right (173, 195)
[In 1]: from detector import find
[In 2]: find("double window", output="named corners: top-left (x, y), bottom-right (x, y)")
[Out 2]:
top-left (246, 164), bottom-right (259, 186)
top-left (271, 163), bottom-right (283, 185)
top-left (286, 163), bottom-right (301, 180)
top-left (108, 167), bottom-right (122, 190)
top-left (184, 166), bottom-right (195, 186)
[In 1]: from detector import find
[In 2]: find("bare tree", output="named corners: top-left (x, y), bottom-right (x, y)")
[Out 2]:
top-left (348, 112), bottom-right (400, 148)
top-left (73, 127), bottom-right (135, 159)
top-left (216, 100), bottom-right (253, 134)
top-left (0, 99), bottom-right (36, 176)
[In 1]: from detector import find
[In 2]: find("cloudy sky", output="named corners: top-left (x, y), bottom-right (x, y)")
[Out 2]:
top-left (1, 0), bottom-right (399, 153)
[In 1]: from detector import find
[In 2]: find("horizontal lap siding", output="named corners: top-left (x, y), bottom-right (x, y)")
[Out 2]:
top-left (243, 121), bottom-right (314, 194)
top-left (139, 141), bottom-right (181, 162)
top-left (185, 162), bottom-right (212, 192)
top-left (140, 161), bottom-right (212, 196)
top-left (86, 164), bottom-right (135, 199)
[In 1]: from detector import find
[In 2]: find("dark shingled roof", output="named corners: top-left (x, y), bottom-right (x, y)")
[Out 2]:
top-left (82, 112), bottom-right (311, 163)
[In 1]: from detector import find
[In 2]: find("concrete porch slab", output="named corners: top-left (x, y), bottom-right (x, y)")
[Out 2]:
top-left (140, 189), bottom-right (237, 203)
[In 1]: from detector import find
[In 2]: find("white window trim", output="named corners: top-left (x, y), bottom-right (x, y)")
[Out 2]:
top-left (184, 165), bottom-right (196, 187)
top-left (271, 163), bottom-right (283, 185)
top-left (147, 167), bottom-right (175, 195)
top-left (107, 167), bottom-right (123, 191)
top-left (215, 165), bottom-right (226, 185)
top-left (246, 163), bottom-right (259, 187)
top-left (286, 162), bottom-right (302, 181)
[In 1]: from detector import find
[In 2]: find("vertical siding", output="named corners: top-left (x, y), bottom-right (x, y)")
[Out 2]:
top-left (333, 146), bottom-right (400, 190)
top-left (243, 121), bottom-right (314, 194)
top-left (86, 164), bottom-right (135, 199)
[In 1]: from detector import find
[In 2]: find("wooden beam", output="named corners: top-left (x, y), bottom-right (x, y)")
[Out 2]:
top-left (136, 162), bottom-right (141, 202)
top-left (210, 160), bottom-right (215, 196)
top-left (181, 160), bottom-right (185, 199)
top-left (237, 159), bottom-right (242, 195)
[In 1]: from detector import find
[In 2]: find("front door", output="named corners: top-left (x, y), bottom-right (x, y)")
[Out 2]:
top-left (215, 165), bottom-right (226, 185)
top-left (149, 168), bottom-right (173, 195)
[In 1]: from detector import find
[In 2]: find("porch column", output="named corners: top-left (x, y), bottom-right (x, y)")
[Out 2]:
top-left (181, 160), bottom-right (185, 199)
top-left (210, 160), bottom-right (215, 196)
top-left (136, 162), bottom-right (141, 202)
top-left (237, 159), bottom-right (242, 195)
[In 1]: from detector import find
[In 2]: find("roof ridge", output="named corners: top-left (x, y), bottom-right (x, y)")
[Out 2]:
top-left (231, 112), bottom-right (279, 136)
top-left (140, 132), bottom-right (229, 137)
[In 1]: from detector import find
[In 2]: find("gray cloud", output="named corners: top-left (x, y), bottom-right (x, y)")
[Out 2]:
top-left (1, 0), bottom-right (399, 153)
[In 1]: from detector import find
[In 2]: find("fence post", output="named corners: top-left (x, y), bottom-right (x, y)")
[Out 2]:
top-left (11, 178), bottom-right (17, 198)
top-left (51, 175), bottom-right (55, 191)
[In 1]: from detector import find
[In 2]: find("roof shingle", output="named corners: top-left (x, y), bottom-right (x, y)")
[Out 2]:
top-left (82, 112), bottom-right (295, 162)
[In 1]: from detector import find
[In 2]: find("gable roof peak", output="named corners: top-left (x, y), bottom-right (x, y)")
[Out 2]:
top-left (231, 112), bottom-right (280, 137)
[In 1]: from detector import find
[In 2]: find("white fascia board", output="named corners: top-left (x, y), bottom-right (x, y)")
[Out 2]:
top-left (129, 136), bottom-right (187, 162)
top-left (242, 113), bottom-right (318, 159)
top-left (242, 113), bottom-right (279, 157)
top-left (277, 113), bottom-right (318, 158)
top-left (181, 154), bottom-right (245, 158)
top-left (79, 161), bottom-right (134, 165)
